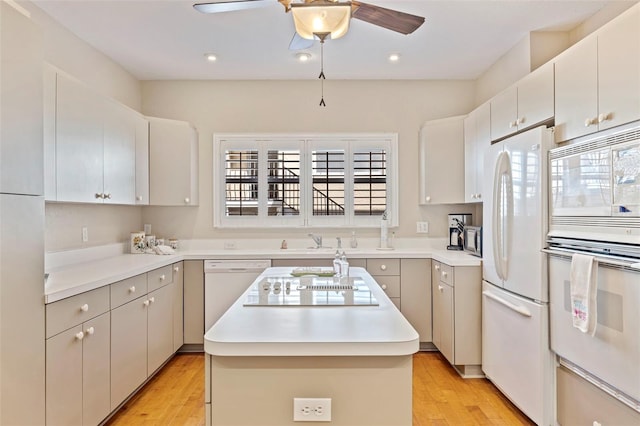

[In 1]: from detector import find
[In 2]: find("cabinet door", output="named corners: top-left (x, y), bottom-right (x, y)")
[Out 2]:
top-left (400, 259), bottom-right (432, 342)
top-left (111, 296), bottom-right (148, 410)
top-left (173, 262), bottom-right (184, 352)
top-left (149, 117), bottom-right (199, 206)
top-left (0, 3), bottom-right (43, 196)
top-left (46, 326), bottom-right (83, 426)
top-left (44, 65), bottom-right (57, 200)
top-left (56, 74), bottom-right (105, 202)
top-left (438, 282), bottom-right (455, 365)
top-left (148, 284), bottom-right (175, 376)
top-left (554, 37), bottom-right (598, 142)
top-left (474, 103), bottom-right (490, 201)
top-left (598, 5), bottom-right (640, 131)
top-left (517, 62), bottom-right (554, 130)
top-left (490, 87), bottom-right (517, 141)
top-left (103, 100), bottom-right (136, 204)
top-left (135, 115), bottom-right (150, 204)
top-left (183, 260), bottom-right (204, 345)
top-left (464, 112), bottom-right (477, 203)
top-left (83, 312), bottom-right (111, 426)
top-left (419, 116), bottom-right (465, 204)
top-left (431, 262), bottom-right (442, 350)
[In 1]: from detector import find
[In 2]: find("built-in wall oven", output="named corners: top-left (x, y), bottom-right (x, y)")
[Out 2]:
top-left (546, 121), bottom-right (640, 418)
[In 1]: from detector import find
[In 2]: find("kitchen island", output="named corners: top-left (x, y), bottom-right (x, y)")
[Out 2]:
top-left (204, 267), bottom-right (419, 426)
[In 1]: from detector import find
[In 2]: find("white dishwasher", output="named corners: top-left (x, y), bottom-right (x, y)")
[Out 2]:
top-left (204, 259), bottom-right (271, 331)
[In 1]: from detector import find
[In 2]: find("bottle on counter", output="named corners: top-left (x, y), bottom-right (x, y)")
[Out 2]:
top-left (350, 231), bottom-right (358, 248)
top-left (333, 250), bottom-right (342, 277)
top-left (340, 251), bottom-right (349, 278)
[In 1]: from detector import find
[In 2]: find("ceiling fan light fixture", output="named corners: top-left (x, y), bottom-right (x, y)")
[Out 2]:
top-left (290, 0), bottom-right (351, 41)
top-left (204, 53), bottom-right (217, 62)
top-left (296, 52), bottom-right (312, 62)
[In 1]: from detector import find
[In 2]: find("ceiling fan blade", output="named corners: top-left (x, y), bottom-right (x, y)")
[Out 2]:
top-left (289, 32), bottom-right (315, 51)
top-left (193, 0), bottom-right (272, 14)
top-left (351, 1), bottom-right (425, 35)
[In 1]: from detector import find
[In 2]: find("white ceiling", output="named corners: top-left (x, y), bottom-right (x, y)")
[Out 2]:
top-left (31, 0), bottom-right (634, 81)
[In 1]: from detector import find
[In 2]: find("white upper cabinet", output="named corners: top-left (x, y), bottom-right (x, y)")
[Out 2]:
top-left (1, 4), bottom-right (43, 196)
top-left (555, 4), bottom-right (640, 142)
top-left (47, 72), bottom-right (148, 204)
top-left (148, 117), bottom-right (199, 206)
top-left (464, 102), bottom-right (490, 203)
top-left (490, 62), bottom-right (554, 141)
top-left (419, 116), bottom-right (465, 205)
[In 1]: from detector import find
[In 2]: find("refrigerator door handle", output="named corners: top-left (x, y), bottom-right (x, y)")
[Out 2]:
top-left (493, 151), bottom-right (510, 281)
top-left (482, 290), bottom-right (532, 317)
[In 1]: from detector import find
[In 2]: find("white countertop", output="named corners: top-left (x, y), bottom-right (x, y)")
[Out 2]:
top-left (204, 267), bottom-right (419, 357)
top-left (44, 240), bottom-right (481, 303)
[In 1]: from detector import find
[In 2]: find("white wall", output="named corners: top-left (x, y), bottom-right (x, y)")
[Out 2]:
top-left (140, 79), bottom-right (477, 242)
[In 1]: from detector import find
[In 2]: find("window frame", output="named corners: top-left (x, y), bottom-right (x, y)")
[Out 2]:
top-left (213, 133), bottom-right (398, 229)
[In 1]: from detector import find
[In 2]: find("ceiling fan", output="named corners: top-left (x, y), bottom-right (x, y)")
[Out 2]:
top-left (193, 0), bottom-right (425, 48)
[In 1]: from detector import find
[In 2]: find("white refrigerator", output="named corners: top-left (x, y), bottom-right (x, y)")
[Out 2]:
top-left (482, 126), bottom-right (554, 426)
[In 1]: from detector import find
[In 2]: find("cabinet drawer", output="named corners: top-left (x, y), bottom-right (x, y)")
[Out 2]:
top-left (434, 262), bottom-right (454, 286)
top-left (372, 275), bottom-right (400, 298)
top-left (111, 273), bottom-right (147, 309)
top-left (46, 286), bottom-right (110, 338)
top-left (367, 258), bottom-right (400, 276)
top-left (148, 265), bottom-right (173, 292)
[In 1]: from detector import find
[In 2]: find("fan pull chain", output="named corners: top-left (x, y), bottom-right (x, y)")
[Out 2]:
top-left (319, 38), bottom-right (326, 107)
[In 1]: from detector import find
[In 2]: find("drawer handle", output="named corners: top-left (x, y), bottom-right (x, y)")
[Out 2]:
top-left (86, 327), bottom-right (95, 335)
top-left (184, 197), bottom-right (190, 204)
top-left (438, 285), bottom-right (444, 292)
top-left (435, 264), bottom-right (440, 271)
top-left (149, 297), bottom-right (155, 304)
top-left (380, 264), bottom-right (387, 271)
top-left (174, 266), bottom-right (179, 272)
top-left (441, 271), bottom-right (448, 278)
top-left (160, 275), bottom-right (166, 281)
top-left (381, 284), bottom-right (387, 290)
top-left (143, 300), bottom-right (150, 307)
top-left (136, 195), bottom-right (143, 201)
top-left (75, 331), bottom-right (84, 341)
top-left (80, 304), bottom-right (89, 312)
top-left (425, 196), bottom-right (431, 202)
top-left (129, 286), bottom-right (136, 293)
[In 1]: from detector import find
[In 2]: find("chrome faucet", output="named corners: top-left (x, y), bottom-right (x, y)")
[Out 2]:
top-left (308, 233), bottom-right (322, 249)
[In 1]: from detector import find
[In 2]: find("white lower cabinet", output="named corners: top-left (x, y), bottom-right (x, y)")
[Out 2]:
top-left (46, 265), bottom-right (184, 425)
top-left (431, 260), bottom-right (482, 376)
top-left (46, 312), bottom-right (110, 426)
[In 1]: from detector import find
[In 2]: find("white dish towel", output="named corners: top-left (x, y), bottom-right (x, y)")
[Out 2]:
top-left (570, 253), bottom-right (598, 335)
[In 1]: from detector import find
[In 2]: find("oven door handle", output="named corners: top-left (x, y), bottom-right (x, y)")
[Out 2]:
top-left (483, 290), bottom-right (532, 317)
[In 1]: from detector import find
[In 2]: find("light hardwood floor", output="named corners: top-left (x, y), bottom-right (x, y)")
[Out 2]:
top-left (106, 352), bottom-right (535, 426)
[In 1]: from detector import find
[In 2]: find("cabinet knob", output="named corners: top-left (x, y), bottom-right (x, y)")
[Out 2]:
top-left (509, 120), bottom-right (517, 128)
top-left (584, 117), bottom-right (596, 127)
top-left (184, 197), bottom-right (190, 204)
top-left (80, 304), bottom-right (89, 312)
top-left (174, 266), bottom-right (180, 272)
top-left (476, 193), bottom-right (481, 199)
top-left (86, 327), bottom-right (95, 335)
top-left (425, 196), bottom-right (431, 203)
top-left (160, 274), bottom-right (166, 281)
top-left (438, 285), bottom-right (444, 292)
top-left (136, 195), bottom-right (143, 201)
top-left (95, 193), bottom-right (103, 199)
top-left (517, 117), bottom-right (525, 125)
top-left (380, 264), bottom-right (387, 271)
top-left (149, 297), bottom-right (155, 304)
top-left (471, 194), bottom-right (476, 199)
top-left (381, 284), bottom-right (387, 290)
top-left (105, 193), bottom-right (112, 199)
top-left (435, 264), bottom-right (440, 271)
top-left (129, 286), bottom-right (136, 293)
top-left (598, 113), bottom-right (610, 123)
top-left (143, 300), bottom-right (150, 307)
top-left (75, 331), bottom-right (85, 341)
top-left (442, 271), bottom-right (448, 278)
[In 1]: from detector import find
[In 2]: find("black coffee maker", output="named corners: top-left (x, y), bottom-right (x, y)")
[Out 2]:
top-left (447, 213), bottom-right (472, 250)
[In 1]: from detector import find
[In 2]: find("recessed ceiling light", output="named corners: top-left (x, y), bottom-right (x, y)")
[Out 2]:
top-left (296, 52), bottom-right (312, 62)
top-left (388, 53), bottom-right (400, 62)
top-left (204, 53), bottom-right (217, 62)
